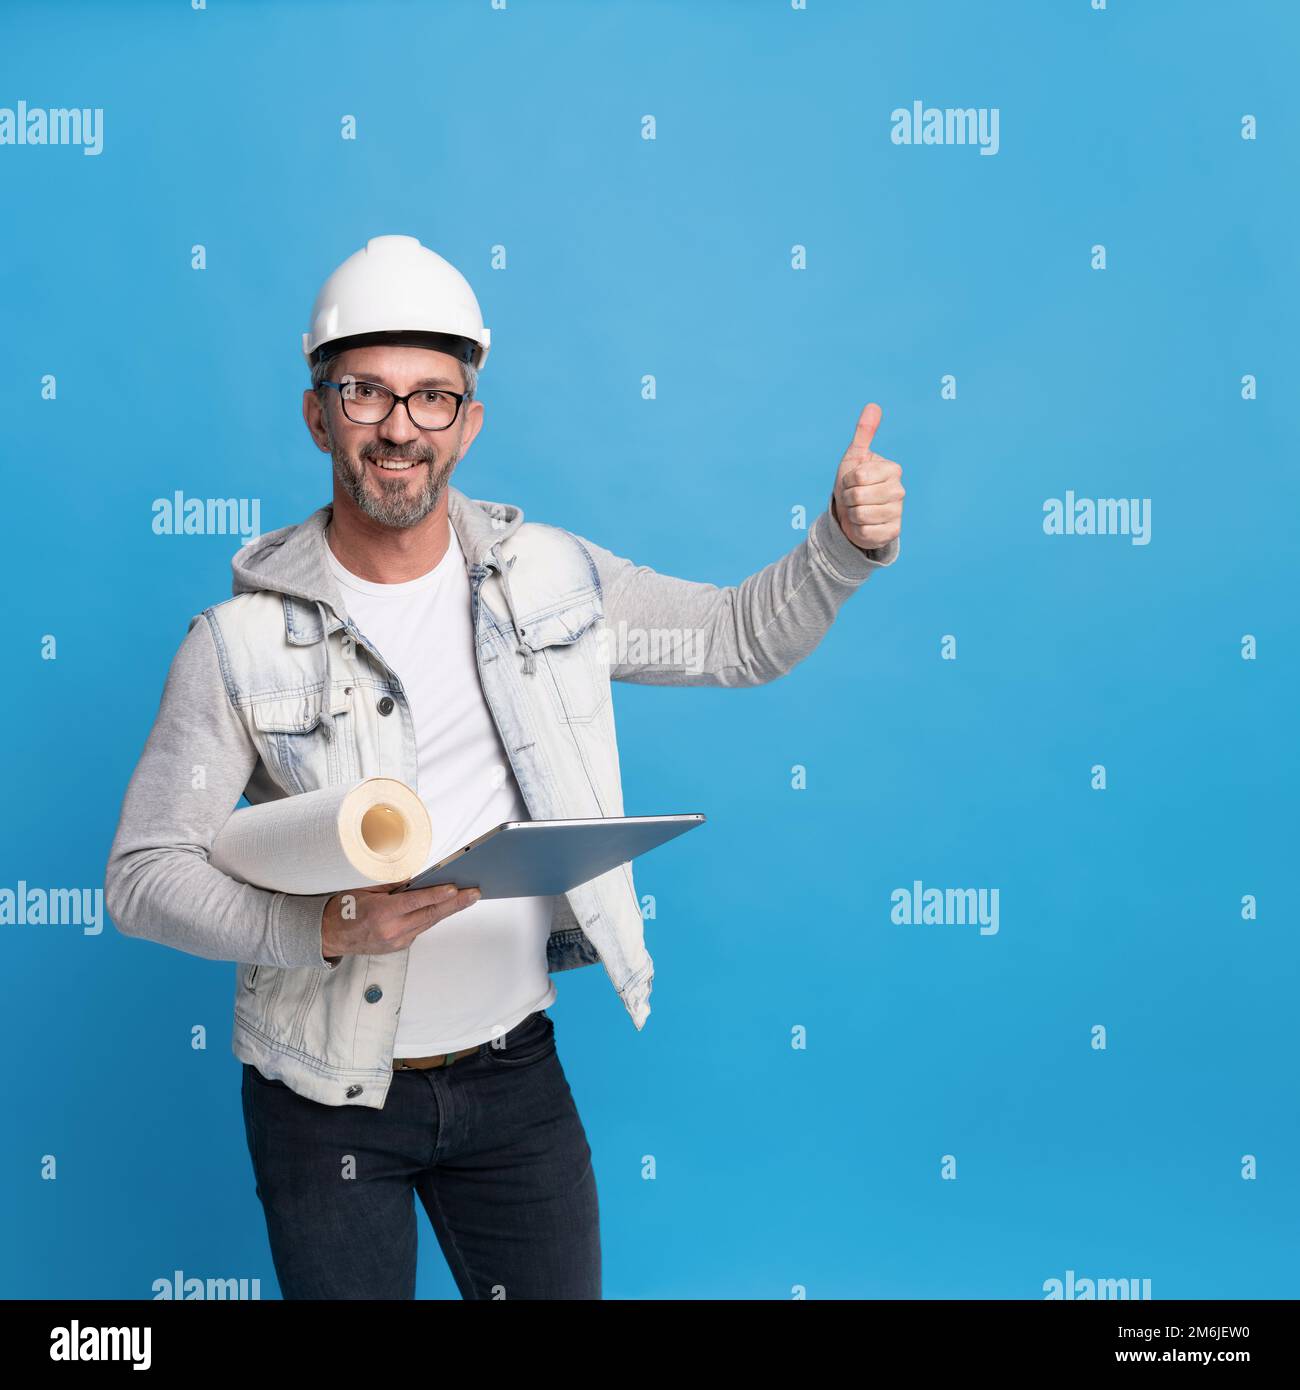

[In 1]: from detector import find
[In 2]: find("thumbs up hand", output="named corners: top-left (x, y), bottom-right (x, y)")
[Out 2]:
top-left (830, 403), bottom-right (904, 554)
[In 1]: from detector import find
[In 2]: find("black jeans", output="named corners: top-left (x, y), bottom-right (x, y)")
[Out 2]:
top-left (240, 1009), bottom-right (601, 1299)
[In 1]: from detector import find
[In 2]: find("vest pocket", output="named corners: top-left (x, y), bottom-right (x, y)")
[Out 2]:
top-left (235, 961), bottom-right (284, 1031)
top-left (525, 600), bottom-right (609, 724)
top-left (249, 688), bottom-right (340, 793)
top-left (251, 689), bottom-right (326, 735)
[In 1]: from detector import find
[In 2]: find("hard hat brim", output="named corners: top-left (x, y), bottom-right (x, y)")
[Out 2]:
top-left (309, 328), bottom-right (482, 370)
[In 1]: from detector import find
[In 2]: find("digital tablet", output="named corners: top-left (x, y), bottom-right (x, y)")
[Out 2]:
top-left (395, 814), bottom-right (706, 899)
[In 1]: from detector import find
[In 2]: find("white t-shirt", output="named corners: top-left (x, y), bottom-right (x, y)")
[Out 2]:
top-left (324, 524), bottom-right (556, 1055)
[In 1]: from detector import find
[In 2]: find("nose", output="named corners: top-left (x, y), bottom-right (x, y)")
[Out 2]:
top-left (379, 397), bottom-right (421, 447)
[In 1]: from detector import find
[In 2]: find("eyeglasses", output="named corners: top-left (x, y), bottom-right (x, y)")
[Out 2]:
top-left (320, 378), bottom-right (466, 431)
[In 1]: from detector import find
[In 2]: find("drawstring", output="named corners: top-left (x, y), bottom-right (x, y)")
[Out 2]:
top-left (315, 599), bottom-right (337, 741)
top-left (496, 553), bottom-right (537, 675)
top-left (309, 550), bottom-right (534, 694)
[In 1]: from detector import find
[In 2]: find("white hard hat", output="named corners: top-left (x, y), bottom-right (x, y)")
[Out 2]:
top-left (302, 234), bottom-right (491, 373)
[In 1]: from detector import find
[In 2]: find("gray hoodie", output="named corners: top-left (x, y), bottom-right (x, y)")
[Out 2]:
top-left (103, 487), bottom-right (897, 1098)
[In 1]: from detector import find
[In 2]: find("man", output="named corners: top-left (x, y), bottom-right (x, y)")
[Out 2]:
top-left (104, 234), bottom-right (904, 1301)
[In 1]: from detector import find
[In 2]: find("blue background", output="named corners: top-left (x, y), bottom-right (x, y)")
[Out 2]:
top-left (2, 0), bottom-right (1296, 1299)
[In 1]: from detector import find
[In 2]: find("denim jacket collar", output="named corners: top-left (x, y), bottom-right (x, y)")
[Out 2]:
top-left (229, 487), bottom-right (526, 648)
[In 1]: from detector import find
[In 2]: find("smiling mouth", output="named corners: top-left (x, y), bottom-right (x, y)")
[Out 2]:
top-left (368, 458), bottom-right (426, 473)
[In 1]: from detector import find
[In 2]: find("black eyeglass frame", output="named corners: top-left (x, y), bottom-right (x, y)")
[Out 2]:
top-left (319, 378), bottom-right (467, 432)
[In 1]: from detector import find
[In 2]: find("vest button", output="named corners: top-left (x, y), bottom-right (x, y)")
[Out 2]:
top-left (377, 695), bottom-right (395, 715)
top-left (364, 985), bottom-right (383, 1004)
top-left (345, 1084), bottom-right (364, 1098)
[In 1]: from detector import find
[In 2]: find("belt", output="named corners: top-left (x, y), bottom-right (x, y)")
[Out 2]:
top-left (392, 1011), bottom-right (544, 1070)
top-left (393, 1044), bottom-right (481, 1071)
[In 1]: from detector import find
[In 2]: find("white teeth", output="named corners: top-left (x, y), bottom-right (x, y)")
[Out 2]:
top-left (373, 460), bottom-right (416, 471)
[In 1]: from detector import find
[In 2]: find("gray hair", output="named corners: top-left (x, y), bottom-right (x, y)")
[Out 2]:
top-left (310, 352), bottom-right (477, 401)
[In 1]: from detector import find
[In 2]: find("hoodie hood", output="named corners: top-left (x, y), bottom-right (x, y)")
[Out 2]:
top-left (231, 485), bottom-right (525, 619)
top-left (227, 489), bottom-right (531, 731)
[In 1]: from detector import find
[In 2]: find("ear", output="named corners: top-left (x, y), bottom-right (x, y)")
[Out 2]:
top-left (303, 387), bottom-right (331, 452)
top-left (455, 398), bottom-right (485, 461)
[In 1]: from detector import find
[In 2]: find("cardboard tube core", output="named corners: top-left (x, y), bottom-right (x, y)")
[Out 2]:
top-left (361, 804), bottom-right (407, 857)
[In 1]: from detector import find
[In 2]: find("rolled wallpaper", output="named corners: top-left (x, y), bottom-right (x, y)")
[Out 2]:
top-left (210, 778), bottom-right (432, 895)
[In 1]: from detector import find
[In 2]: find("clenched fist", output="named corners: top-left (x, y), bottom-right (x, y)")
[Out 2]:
top-left (831, 403), bottom-right (904, 554)
top-left (321, 880), bottom-right (481, 962)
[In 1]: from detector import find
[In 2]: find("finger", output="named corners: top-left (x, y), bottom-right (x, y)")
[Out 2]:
top-left (394, 882), bottom-right (462, 917)
top-left (403, 887), bottom-right (482, 934)
top-left (403, 889), bottom-right (481, 922)
top-left (840, 458), bottom-right (901, 490)
top-left (845, 523), bottom-right (900, 548)
top-left (847, 402), bottom-right (882, 456)
top-left (845, 502), bottom-right (903, 526)
top-left (841, 480), bottom-right (905, 506)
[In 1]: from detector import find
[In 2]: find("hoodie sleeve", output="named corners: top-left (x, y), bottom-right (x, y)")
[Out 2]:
top-left (104, 613), bottom-right (338, 970)
top-left (569, 498), bottom-right (898, 686)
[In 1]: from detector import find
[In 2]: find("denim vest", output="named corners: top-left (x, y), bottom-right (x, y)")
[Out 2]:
top-left (220, 491), bottom-right (651, 1108)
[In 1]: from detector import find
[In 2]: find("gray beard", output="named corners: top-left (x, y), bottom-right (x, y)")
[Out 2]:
top-left (330, 434), bottom-right (457, 529)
